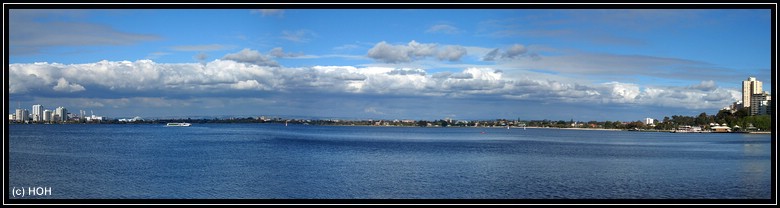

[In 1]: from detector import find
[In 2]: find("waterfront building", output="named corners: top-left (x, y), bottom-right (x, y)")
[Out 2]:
top-left (55, 107), bottom-right (68, 122)
top-left (742, 77), bottom-right (762, 108)
top-left (43, 110), bottom-right (53, 122)
top-left (750, 92), bottom-right (772, 116)
top-left (15, 109), bottom-right (29, 122)
top-left (9, 114), bottom-right (15, 121)
top-left (710, 124), bottom-right (732, 133)
top-left (32, 104), bottom-right (43, 122)
top-left (86, 114), bottom-right (105, 122)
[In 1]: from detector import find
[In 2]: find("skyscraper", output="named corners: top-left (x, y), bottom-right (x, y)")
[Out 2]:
top-left (55, 107), bottom-right (68, 122)
top-left (15, 109), bottom-right (29, 122)
top-left (43, 109), bottom-right (53, 122)
top-left (32, 104), bottom-right (43, 122)
top-left (742, 77), bottom-right (762, 108)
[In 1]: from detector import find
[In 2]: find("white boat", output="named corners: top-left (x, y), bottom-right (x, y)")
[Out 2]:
top-left (166, 122), bottom-right (191, 127)
top-left (672, 125), bottom-right (703, 133)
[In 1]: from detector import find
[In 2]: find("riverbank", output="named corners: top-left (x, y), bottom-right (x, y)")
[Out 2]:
top-left (525, 126), bottom-right (624, 131)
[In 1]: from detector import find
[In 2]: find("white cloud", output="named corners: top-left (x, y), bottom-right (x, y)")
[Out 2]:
top-left (52, 78), bottom-right (85, 92)
top-left (367, 40), bottom-right (469, 63)
top-left (9, 60), bottom-right (741, 112)
top-left (367, 41), bottom-right (414, 63)
top-left (602, 82), bottom-right (640, 103)
top-left (222, 48), bottom-right (279, 67)
top-left (426, 24), bottom-right (460, 34)
top-left (437, 45), bottom-right (467, 62)
top-left (232, 80), bottom-right (266, 90)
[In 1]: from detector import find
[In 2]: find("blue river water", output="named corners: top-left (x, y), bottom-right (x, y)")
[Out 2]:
top-left (7, 123), bottom-right (772, 199)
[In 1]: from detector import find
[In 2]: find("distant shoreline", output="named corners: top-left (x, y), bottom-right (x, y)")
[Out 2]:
top-left (529, 127), bottom-right (624, 131)
top-left (7, 122), bottom-right (772, 134)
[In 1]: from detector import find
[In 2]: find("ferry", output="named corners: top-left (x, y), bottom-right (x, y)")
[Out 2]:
top-left (671, 125), bottom-right (703, 133)
top-left (166, 122), bottom-right (191, 127)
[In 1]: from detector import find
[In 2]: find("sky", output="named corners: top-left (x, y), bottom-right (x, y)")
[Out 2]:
top-left (6, 8), bottom-right (774, 121)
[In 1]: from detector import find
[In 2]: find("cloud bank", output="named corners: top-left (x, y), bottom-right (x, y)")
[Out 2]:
top-left (9, 59), bottom-right (739, 111)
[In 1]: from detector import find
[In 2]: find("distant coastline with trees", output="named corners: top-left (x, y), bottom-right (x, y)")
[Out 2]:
top-left (9, 108), bottom-right (771, 133)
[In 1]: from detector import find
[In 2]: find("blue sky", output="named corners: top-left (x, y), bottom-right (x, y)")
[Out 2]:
top-left (7, 8), bottom-right (773, 121)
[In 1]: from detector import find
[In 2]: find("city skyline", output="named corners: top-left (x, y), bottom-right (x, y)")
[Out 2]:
top-left (6, 8), bottom-right (774, 121)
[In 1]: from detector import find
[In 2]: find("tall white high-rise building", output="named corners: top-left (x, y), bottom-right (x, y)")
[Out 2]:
top-left (43, 110), bottom-right (53, 122)
top-left (742, 77), bottom-right (763, 108)
top-left (15, 109), bottom-right (29, 122)
top-left (644, 118), bottom-right (654, 125)
top-left (32, 104), bottom-right (43, 122)
top-left (55, 107), bottom-right (68, 122)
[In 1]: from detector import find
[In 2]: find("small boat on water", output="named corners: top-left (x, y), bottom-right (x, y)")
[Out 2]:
top-left (166, 122), bottom-right (191, 127)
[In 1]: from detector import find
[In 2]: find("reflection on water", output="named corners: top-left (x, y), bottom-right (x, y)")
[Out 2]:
top-left (739, 142), bottom-right (769, 198)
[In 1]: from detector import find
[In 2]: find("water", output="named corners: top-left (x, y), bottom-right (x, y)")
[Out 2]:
top-left (8, 124), bottom-right (772, 199)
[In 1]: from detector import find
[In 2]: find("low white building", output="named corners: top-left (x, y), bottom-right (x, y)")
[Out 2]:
top-left (85, 114), bottom-right (105, 122)
top-left (710, 123), bottom-right (732, 133)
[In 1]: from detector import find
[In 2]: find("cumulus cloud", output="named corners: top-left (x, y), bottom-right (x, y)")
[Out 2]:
top-left (251, 9), bottom-right (284, 17)
top-left (367, 40), bottom-right (468, 63)
top-left (367, 41), bottom-right (415, 63)
top-left (222, 48), bottom-right (279, 67)
top-left (387, 68), bottom-right (426, 76)
top-left (232, 80), bottom-right (265, 90)
top-left (338, 73), bottom-right (368, 81)
top-left (448, 72), bottom-right (474, 79)
top-left (425, 24), bottom-right (459, 34)
top-left (9, 59), bottom-right (741, 112)
top-left (437, 45), bottom-right (467, 61)
top-left (53, 78), bottom-right (86, 92)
